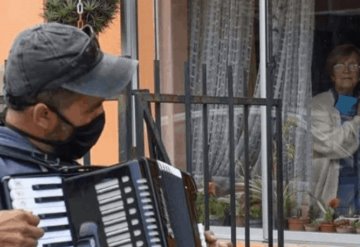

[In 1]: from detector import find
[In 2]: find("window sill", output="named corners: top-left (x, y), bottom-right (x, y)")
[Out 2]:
top-left (211, 226), bottom-right (360, 246)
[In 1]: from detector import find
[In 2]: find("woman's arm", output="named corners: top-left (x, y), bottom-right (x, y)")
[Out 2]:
top-left (312, 100), bottom-right (360, 159)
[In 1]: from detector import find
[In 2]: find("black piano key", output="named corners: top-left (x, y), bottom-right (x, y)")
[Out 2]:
top-left (43, 241), bottom-right (73, 247)
top-left (42, 225), bottom-right (69, 232)
top-left (38, 212), bottom-right (68, 219)
top-left (35, 196), bottom-right (64, 203)
top-left (32, 184), bottom-right (62, 190)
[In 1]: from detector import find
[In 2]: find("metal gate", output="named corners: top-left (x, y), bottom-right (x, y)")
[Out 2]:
top-left (132, 62), bottom-right (284, 247)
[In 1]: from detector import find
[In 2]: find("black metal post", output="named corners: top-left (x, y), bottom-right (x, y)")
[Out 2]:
top-left (202, 64), bottom-right (210, 229)
top-left (276, 102), bottom-right (284, 247)
top-left (227, 66), bottom-right (236, 246)
top-left (184, 62), bottom-right (193, 173)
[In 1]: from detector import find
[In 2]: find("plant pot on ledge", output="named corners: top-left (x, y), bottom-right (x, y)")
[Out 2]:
top-left (336, 225), bottom-right (355, 233)
top-left (304, 223), bottom-right (319, 232)
top-left (287, 217), bottom-right (310, 231)
top-left (319, 222), bottom-right (336, 232)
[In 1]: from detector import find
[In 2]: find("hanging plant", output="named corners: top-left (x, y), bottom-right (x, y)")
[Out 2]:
top-left (43, 0), bottom-right (120, 34)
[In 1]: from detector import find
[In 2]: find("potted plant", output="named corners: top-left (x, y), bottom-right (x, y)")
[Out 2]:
top-left (352, 220), bottom-right (360, 233)
top-left (195, 191), bottom-right (229, 225)
top-left (313, 197), bottom-right (339, 232)
top-left (287, 208), bottom-right (310, 231)
top-left (43, 0), bottom-right (120, 34)
top-left (304, 219), bottom-right (320, 232)
top-left (249, 203), bottom-right (262, 227)
top-left (335, 219), bottom-right (354, 233)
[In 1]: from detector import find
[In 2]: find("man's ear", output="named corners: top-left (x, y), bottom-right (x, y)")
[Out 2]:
top-left (32, 103), bottom-right (57, 130)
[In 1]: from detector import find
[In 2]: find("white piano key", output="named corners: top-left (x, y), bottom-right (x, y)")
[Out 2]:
top-left (37, 232), bottom-right (73, 245)
top-left (10, 188), bottom-right (63, 200)
top-left (38, 217), bottom-right (69, 227)
top-left (12, 199), bottom-right (65, 209)
top-left (41, 229), bottom-right (72, 240)
top-left (9, 177), bottom-right (62, 190)
top-left (30, 206), bottom-right (67, 215)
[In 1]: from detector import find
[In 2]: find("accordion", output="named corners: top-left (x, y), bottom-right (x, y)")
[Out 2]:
top-left (1, 158), bottom-right (206, 247)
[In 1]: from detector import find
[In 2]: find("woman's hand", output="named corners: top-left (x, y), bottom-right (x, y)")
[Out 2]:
top-left (0, 209), bottom-right (44, 247)
top-left (205, 230), bottom-right (232, 247)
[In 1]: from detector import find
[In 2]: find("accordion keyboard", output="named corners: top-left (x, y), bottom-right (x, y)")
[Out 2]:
top-left (7, 176), bottom-right (73, 247)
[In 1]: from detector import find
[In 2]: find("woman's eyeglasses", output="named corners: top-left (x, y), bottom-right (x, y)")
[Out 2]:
top-left (333, 63), bottom-right (360, 73)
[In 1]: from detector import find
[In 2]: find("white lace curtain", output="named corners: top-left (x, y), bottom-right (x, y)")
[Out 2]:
top-left (189, 0), bottom-right (314, 192)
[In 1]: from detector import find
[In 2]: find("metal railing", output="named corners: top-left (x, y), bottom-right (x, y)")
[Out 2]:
top-left (132, 61), bottom-right (284, 247)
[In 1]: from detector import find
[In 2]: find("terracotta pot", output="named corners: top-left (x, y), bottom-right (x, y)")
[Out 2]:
top-left (319, 222), bottom-right (336, 232)
top-left (287, 217), bottom-right (310, 231)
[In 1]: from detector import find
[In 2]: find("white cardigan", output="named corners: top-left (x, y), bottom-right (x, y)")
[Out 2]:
top-left (311, 90), bottom-right (360, 205)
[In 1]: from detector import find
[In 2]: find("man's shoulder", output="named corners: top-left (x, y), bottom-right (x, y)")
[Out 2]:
top-left (0, 128), bottom-right (43, 179)
top-left (0, 126), bottom-right (36, 151)
top-left (0, 155), bottom-right (43, 181)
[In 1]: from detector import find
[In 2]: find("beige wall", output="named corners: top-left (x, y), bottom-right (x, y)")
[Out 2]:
top-left (159, 0), bottom-right (188, 169)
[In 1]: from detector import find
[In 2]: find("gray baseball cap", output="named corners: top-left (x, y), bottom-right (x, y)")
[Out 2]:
top-left (4, 22), bottom-right (137, 105)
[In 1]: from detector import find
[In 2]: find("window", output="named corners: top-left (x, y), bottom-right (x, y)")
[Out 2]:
top-left (154, 0), bottom-right (360, 245)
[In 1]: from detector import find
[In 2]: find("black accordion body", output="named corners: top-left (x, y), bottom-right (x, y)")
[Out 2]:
top-left (1, 158), bottom-right (206, 247)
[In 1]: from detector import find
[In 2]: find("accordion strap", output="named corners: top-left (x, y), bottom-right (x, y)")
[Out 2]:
top-left (0, 144), bottom-right (69, 172)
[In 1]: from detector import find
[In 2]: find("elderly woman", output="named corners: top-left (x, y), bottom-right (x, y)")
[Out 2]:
top-left (312, 44), bottom-right (360, 216)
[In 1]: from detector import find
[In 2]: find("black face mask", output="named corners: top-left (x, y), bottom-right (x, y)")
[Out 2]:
top-left (6, 107), bottom-right (105, 162)
top-left (48, 111), bottom-right (106, 161)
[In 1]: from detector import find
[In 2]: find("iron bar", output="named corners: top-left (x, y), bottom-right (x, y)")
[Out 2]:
top-left (265, 0), bottom-right (275, 245)
top-left (142, 100), bottom-right (171, 165)
top-left (119, 0), bottom-right (139, 161)
top-left (184, 62), bottom-right (193, 173)
top-left (119, 89), bottom-right (133, 162)
top-left (227, 66), bottom-right (236, 246)
top-left (244, 102), bottom-right (250, 247)
top-left (276, 102), bottom-right (284, 246)
top-left (136, 93), bottom-right (280, 107)
top-left (202, 64), bottom-right (210, 230)
top-left (146, 101), bottom-right (156, 160)
top-left (154, 60), bottom-right (162, 138)
top-left (134, 92), bottom-right (144, 157)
